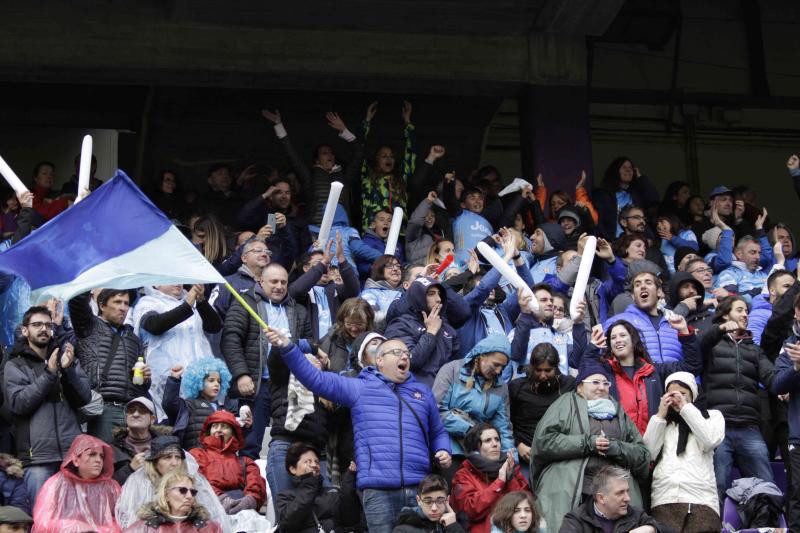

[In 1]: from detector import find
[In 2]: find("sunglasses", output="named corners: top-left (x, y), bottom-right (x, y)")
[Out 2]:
top-left (170, 486), bottom-right (198, 497)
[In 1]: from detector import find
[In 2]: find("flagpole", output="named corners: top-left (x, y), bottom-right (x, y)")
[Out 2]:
top-left (223, 282), bottom-right (270, 331)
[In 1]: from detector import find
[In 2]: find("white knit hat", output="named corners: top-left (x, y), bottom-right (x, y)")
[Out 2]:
top-left (665, 371), bottom-right (698, 401)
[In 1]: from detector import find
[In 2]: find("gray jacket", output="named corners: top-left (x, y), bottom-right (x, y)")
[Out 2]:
top-left (3, 343), bottom-right (91, 466)
top-left (406, 198), bottom-right (435, 266)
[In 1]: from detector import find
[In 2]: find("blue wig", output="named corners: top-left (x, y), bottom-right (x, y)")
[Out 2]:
top-left (179, 356), bottom-right (232, 400)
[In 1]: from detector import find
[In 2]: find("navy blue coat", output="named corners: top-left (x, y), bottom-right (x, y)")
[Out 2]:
top-left (384, 277), bottom-right (459, 388)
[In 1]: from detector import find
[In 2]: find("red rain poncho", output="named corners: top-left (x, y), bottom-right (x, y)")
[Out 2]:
top-left (32, 434), bottom-right (122, 533)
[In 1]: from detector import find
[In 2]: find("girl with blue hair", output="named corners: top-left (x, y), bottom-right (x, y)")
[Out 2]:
top-left (162, 356), bottom-right (247, 450)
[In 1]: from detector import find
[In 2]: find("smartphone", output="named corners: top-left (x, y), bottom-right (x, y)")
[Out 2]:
top-left (267, 213), bottom-right (277, 233)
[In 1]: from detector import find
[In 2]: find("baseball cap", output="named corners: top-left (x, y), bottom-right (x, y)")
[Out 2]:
top-left (125, 396), bottom-right (155, 415)
top-left (709, 186), bottom-right (733, 199)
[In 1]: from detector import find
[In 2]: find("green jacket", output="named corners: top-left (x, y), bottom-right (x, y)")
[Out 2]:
top-left (530, 392), bottom-right (651, 533)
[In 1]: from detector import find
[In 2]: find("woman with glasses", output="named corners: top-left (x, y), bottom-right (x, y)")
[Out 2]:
top-left (361, 255), bottom-right (406, 332)
top-left (276, 442), bottom-right (358, 533)
top-left (393, 474), bottom-right (466, 533)
top-left (450, 423), bottom-right (530, 533)
top-left (116, 436), bottom-right (229, 531)
top-left (530, 360), bottom-right (650, 533)
top-left (581, 317), bottom-right (701, 435)
top-left (123, 470), bottom-right (222, 532)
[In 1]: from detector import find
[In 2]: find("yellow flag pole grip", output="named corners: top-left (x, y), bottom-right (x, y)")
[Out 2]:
top-left (223, 282), bottom-right (270, 331)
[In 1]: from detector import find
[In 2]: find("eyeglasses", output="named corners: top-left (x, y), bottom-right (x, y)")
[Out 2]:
top-left (245, 248), bottom-right (272, 256)
top-left (384, 263), bottom-right (402, 270)
top-left (170, 486), bottom-right (198, 497)
top-left (420, 497), bottom-right (448, 508)
top-left (582, 379), bottom-right (611, 387)
top-left (126, 405), bottom-right (152, 416)
top-left (26, 321), bottom-right (55, 330)
top-left (344, 322), bottom-right (367, 328)
top-left (689, 267), bottom-right (713, 275)
top-left (380, 348), bottom-right (411, 358)
top-left (624, 215), bottom-right (645, 221)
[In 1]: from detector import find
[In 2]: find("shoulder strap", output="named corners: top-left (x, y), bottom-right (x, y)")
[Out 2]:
top-left (393, 387), bottom-right (431, 450)
top-left (101, 332), bottom-right (123, 386)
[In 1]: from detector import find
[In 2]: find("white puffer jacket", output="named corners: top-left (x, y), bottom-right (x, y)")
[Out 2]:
top-left (643, 403), bottom-right (725, 514)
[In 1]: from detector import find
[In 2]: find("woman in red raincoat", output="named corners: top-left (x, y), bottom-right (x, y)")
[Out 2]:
top-left (32, 434), bottom-right (122, 533)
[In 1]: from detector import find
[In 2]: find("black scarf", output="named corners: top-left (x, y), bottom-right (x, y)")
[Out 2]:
top-left (665, 405), bottom-right (710, 455)
top-left (467, 453), bottom-right (506, 481)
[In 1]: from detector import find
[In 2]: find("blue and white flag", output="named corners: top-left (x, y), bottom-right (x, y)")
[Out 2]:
top-left (0, 170), bottom-right (225, 303)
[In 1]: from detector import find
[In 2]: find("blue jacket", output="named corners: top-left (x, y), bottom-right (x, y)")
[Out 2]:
top-left (432, 335), bottom-right (514, 456)
top-left (456, 265), bottom-right (530, 358)
top-left (748, 294), bottom-right (772, 346)
top-left (603, 305), bottom-right (684, 364)
top-left (384, 277), bottom-right (459, 388)
top-left (0, 455), bottom-right (31, 515)
top-left (510, 312), bottom-right (585, 375)
top-left (209, 266), bottom-right (258, 321)
top-left (308, 205), bottom-right (382, 272)
top-left (771, 330), bottom-right (800, 444)
top-left (358, 230), bottom-right (405, 279)
top-left (277, 342), bottom-right (451, 490)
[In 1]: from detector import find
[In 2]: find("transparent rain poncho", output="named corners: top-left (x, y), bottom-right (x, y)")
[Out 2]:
top-left (32, 434), bottom-right (122, 533)
top-left (130, 287), bottom-right (215, 420)
top-left (116, 453), bottom-right (232, 532)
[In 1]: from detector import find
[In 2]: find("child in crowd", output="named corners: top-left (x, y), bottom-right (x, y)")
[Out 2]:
top-left (161, 356), bottom-right (250, 450)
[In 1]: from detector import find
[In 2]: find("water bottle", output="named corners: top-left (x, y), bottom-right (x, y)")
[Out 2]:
top-left (132, 357), bottom-right (145, 385)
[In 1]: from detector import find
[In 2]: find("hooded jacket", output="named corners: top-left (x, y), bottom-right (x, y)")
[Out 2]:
top-left (0, 453), bottom-right (30, 515)
top-left (531, 393), bottom-right (651, 533)
top-left (32, 434), bottom-right (121, 533)
top-left (668, 272), bottom-right (714, 334)
top-left (385, 277), bottom-right (459, 388)
top-left (432, 335), bottom-right (515, 456)
top-left (276, 342), bottom-right (451, 490)
top-left (221, 283), bottom-right (311, 396)
top-left (3, 340), bottom-right (92, 466)
top-left (529, 223), bottom-right (566, 284)
top-left (188, 410), bottom-right (266, 507)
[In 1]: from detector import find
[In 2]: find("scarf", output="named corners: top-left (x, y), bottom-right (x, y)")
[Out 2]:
top-left (587, 399), bottom-right (616, 420)
top-left (467, 453), bottom-right (506, 482)
top-left (665, 406), bottom-right (710, 455)
top-left (125, 433), bottom-right (152, 455)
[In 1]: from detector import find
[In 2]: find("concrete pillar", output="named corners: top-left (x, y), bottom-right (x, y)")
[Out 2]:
top-left (518, 84), bottom-right (593, 217)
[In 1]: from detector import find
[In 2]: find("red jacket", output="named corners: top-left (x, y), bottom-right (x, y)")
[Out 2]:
top-left (609, 358), bottom-right (656, 435)
top-left (451, 458), bottom-right (530, 533)
top-left (188, 410), bottom-right (266, 507)
top-left (31, 185), bottom-right (69, 220)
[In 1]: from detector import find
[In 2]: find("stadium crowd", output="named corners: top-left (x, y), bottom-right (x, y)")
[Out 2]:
top-left (1, 101), bottom-right (800, 533)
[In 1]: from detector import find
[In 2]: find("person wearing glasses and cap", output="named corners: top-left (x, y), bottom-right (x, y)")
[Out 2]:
top-left (265, 329), bottom-right (452, 533)
top-left (530, 359), bottom-right (650, 533)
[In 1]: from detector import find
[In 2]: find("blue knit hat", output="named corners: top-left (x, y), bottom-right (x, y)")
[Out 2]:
top-left (576, 359), bottom-right (613, 384)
